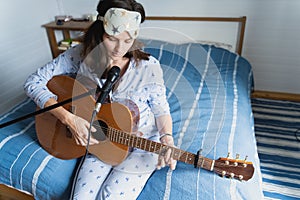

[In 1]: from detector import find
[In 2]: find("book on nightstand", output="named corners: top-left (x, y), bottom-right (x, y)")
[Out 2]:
top-left (58, 39), bottom-right (81, 50)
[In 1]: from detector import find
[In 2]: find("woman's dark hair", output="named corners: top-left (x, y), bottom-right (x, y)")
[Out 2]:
top-left (81, 0), bottom-right (149, 64)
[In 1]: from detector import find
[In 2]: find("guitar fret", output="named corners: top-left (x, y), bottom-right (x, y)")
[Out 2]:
top-left (108, 128), bottom-right (112, 141)
top-left (123, 132), bottom-right (127, 145)
top-left (199, 157), bottom-right (205, 168)
top-left (185, 152), bottom-right (190, 163)
top-left (158, 143), bottom-right (164, 153)
top-left (143, 138), bottom-right (147, 150)
top-left (122, 132), bottom-right (126, 145)
top-left (124, 132), bottom-right (127, 145)
top-left (125, 134), bottom-right (129, 145)
top-left (131, 135), bottom-right (134, 147)
top-left (128, 134), bottom-right (131, 146)
top-left (140, 137), bottom-right (144, 150)
top-left (130, 135), bottom-right (133, 146)
top-left (150, 140), bottom-right (154, 152)
top-left (112, 129), bottom-right (116, 142)
top-left (122, 131), bottom-right (125, 144)
top-left (115, 130), bottom-right (118, 142)
top-left (118, 130), bottom-right (122, 143)
top-left (132, 136), bottom-right (135, 146)
top-left (150, 140), bottom-right (155, 152)
top-left (114, 130), bottom-right (118, 143)
top-left (111, 128), bottom-right (114, 141)
top-left (146, 139), bottom-right (151, 152)
top-left (203, 158), bottom-right (214, 171)
top-left (156, 143), bottom-right (160, 153)
top-left (108, 128), bottom-right (214, 172)
top-left (133, 136), bottom-right (136, 147)
top-left (182, 152), bottom-right (194, 165)
top-left (152, 141), bottom-right (156, 152)
top-left (114, 130), bottom-right (123, 143)
top-left (173, 148), bottom-right (182, 160)
top-left (126, 133), bottom-right (130, 146)
top-left (135, 136), bottom-right (138, 148)
top-left (138, 137), bottom-right (142, 149)
top-left (135, 136), bottom-right (139, 148)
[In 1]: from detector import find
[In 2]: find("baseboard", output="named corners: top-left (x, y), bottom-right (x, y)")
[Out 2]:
top-left (251, 90), bottom-right (300, 102)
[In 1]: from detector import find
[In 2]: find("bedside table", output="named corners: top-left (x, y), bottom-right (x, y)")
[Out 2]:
top-left (42, 21), bottom-right (93, 58)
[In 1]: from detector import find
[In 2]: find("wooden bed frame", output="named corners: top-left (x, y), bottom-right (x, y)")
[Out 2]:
top-left (145, 16), bottom-right (247, 55)
top-left (0, 16), bottom-right (247, 200)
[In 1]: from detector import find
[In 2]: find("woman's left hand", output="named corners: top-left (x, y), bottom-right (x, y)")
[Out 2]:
top-left (156, 135), bottom-right (177, 170)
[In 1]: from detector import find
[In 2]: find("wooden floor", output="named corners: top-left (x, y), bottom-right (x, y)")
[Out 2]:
top-left (0, 184), bottom-right (34, 200)
top-left (251, 90), bottom-right (300, 102)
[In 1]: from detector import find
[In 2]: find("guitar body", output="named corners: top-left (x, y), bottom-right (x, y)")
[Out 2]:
top-left (36, 75), bottom-right (138, 166)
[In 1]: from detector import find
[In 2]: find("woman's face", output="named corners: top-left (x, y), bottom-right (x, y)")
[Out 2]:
top-left (102, 31), bottom-right (134, 61)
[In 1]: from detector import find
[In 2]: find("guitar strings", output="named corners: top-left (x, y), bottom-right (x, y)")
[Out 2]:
top-left (92, 124), bottom-right (251, 164)
top-left (92, 123), bottom-right (251, 164)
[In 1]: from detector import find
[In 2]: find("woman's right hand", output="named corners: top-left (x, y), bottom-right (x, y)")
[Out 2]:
top-left (65, 113), bottom-right (99, 146)
top-left (44, 98), bottom-right (98, 146)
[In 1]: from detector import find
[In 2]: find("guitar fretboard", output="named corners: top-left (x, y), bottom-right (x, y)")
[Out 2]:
top-left (108, 127), bottom-right (214, 171)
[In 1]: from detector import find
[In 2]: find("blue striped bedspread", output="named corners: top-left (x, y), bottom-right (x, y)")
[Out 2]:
top-left (0, 40), bottom-right (264, 200)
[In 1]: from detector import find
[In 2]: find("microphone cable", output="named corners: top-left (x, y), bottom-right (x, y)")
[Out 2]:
top-left (69, 109), bottom-right (98, 200)
top-left (69, 66), bottom-right (120, 199)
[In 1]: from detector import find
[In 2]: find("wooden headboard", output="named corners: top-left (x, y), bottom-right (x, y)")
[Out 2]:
top-left (144, 16), bottom-right (246, 55)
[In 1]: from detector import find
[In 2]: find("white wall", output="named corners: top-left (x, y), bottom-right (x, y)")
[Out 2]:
top-left (139, 0), bottom-right (300, 94)
top-left (0, 0), bottom-right (56, 114)
top-left (0, 0), bottom-right (98, 114)
top-left (1, 0), bottom-right (300, 115)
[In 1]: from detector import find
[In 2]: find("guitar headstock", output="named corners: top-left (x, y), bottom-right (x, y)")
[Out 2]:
top-left (213, 157), bottom-right (254, 181)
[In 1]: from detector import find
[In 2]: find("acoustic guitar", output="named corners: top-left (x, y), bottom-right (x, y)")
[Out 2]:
top-left (36, 75), bottom-right (254, 181)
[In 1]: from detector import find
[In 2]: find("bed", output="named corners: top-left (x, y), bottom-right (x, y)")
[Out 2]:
top-left (0, 16), bottom-right (264, 200)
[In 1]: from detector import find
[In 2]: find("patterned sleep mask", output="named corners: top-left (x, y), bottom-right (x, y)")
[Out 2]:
top-left (98, 8), bottom-right (141, 39)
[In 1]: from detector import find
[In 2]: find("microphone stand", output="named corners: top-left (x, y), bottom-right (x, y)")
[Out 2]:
top-left (1, 66), bottom-right (121, 129)
top-left (0, 87), bottom-right (97, 129)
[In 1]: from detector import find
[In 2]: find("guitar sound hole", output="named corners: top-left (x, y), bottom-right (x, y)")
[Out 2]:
top-left (91, 120), bottom-right (108, 141)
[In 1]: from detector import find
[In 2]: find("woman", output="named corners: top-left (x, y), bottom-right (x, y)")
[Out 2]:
top-left (24, 0), bottom-right (176, 199)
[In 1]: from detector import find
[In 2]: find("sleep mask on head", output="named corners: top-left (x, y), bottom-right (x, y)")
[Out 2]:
top-left (98, 8), bottom-right (141, 39)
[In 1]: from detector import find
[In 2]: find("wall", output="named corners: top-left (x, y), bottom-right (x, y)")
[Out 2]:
top-left (1, 0), bottom-right (300, 114)
top-left (0, 0), bottom-right (54, 114)
top-left (0, 0), bottom-right (98, 114)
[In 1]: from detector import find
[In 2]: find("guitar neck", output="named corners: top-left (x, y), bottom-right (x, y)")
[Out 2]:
top-left (108, 128), bottom-right (215, 171)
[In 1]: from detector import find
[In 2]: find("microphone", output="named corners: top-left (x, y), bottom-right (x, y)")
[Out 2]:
top-left (95, 66), bottom-right (121, 112)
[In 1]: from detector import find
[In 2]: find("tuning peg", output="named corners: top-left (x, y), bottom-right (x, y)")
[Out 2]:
top-left (224, 152), bottom-right (230, 165)
top-left (198, 149), bottom-right (203, 155)
top-left (227, 152), bottom-right (231, 158)
top-left (242, 156), bottom-right (249, 167)
top-left (221, 171), bottom-right (226, 177)
top-left (238, 175), bottom-right (244, 180)
top-left (230, 173), bottom-right (235, 178)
